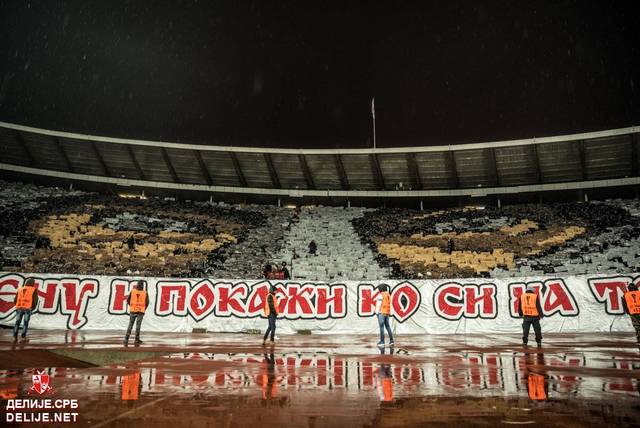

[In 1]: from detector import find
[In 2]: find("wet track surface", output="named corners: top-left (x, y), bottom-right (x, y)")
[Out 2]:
top-left (0, 331), bottom-right (639, 427)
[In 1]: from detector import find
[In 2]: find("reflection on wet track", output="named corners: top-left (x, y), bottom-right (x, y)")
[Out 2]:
top-left (1, 331), bottom-right (639, 426)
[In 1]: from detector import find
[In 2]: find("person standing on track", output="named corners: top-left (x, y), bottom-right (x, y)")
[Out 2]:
top-left (124, 280), bottom-right (149, 345)
top-left (13, 278), bottom-right (39, 341)
top-left (375, 284), bottom-right (394, 348)
top-left (518, 285), bottom-right (544, 347)
top-left (622, 282), bottom-right (640, 344)
top-left (262, 285), bottom-right (279, 346)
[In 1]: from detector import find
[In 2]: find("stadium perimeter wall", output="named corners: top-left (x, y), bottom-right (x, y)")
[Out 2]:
top-left (0, 272), bottom-right (637, 334)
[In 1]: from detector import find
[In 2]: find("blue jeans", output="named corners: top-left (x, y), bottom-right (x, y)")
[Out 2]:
top-left (263, 313), bottom-right (277, 341)
top-left (13, 309), bottom-right (32, 337)
top-left (377, 313), bottom-right (393, 344)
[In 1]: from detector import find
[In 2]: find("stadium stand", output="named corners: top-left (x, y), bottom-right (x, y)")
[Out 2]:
top-left (1, 179), bottom-right (639, 280)
top-left (208, 204), bottom-right (293, 279)
top-left (0, 180), bottom-right (269, 277)
top-left (0, 180), bottom-right (92, 269)
top-left (353, 202), bottom-right (640, 279)
top-left (276, 206), bottom-right (390, 281)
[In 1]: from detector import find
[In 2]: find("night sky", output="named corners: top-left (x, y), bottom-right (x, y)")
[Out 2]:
top-left (0, 1), bottom-right (638, 148)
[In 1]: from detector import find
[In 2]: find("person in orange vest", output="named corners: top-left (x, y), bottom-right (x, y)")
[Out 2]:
top-left (13, 278), bottom-right (39, 341)
top-left (518, 285), bottom-right (544, 347)
top-left (622, 283), bottom-right (640, 343)
top-left (527, 373), bottom-right (547, 401)
top-left (124, 280), bottom-right (149, 345)
top-left (524, 352), bottom-right (548, 400)
top-left (121, 372), bottom-right (141, 401)
top-left (262, 285), bottom-right (278, 346)
top-left (375, 361), bottom-right (393, 403)
top-left (375, 284), bottom-right (394, 347)
top-left (260, 351), bottom-right (277, 400)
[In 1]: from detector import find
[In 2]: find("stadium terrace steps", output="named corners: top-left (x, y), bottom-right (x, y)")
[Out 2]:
top-left (2, 179), bottom-right (640, 280)
top-left (211, 204), bottom-right (293, 279)
top-left (275, 206), bottom-right (389, 281)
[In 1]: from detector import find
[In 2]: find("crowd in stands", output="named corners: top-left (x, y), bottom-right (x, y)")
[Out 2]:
top-left (0, 180), bottom-right (264, 277)
top-left (263, 261), bottom-right (290, 280)
top-left (352, 201), bottom-right (640, 279)
top-left (206, 204), bottom-right (292, 279)
top-left (1, 179), bottom-right (639, 280)
top-left (274, 206), bottom-right (390, 281)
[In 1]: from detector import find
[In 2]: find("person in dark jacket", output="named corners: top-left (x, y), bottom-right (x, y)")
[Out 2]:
top-left (13, 278), bottom-right (39, 341)
top-left (308, 240), bottom-right (317, 255)
top-left (446, 238), bottom-right (455, 255)
top-left (262, 285), bottom-right (279, 346)
top-left (518, 285), bottom-right (544, 346)
top-left (127, 234), bottom-right (136, 250)
top-left (263, 261), bottom-right (273, 279)
top-left (124, 280), bottom-right (149, 345)
top-left (281, 261), bottom-right (290, 280)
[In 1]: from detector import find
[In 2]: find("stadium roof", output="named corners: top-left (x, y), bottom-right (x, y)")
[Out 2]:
top-left (0, 121), bottom-right (638, 200)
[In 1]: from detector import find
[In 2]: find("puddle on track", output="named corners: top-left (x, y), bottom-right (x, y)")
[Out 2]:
top-left (1, 331), bottom-right (639, 427)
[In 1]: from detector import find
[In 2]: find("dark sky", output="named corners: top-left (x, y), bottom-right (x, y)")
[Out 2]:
top-left (0, 1), bottom-right (638, 148)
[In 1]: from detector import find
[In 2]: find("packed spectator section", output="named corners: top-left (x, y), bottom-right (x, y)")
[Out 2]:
top-left (0, 180), bottom-right (263, 277)
top-left (1, 180), bottom-right (639, 280)
top-left (353, 202), bottom-right (640, 279)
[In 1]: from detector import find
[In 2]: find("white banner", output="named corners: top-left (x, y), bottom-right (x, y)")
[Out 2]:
top-left (0, 272), bottom-right (637, 334)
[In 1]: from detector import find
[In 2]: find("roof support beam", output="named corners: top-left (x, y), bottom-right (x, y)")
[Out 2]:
top-left (53, 137), bottom-right (74, 172)
top-left (1, 120), bottom-right (637, 155)
top-left (447, 151), bottom-right (460, 188)
top-left (194, 150), bottom-right (213, 185)
top-left (578, 140), bottom-right (587, 180)
top-left (14, 131), bottom-right (36, 167)
top-left (531, 144), bottom-right (542, 183)
top-left (161, 147), bottom-right (180, 183)
top-left (631, 134), bottom-right (638, 177)
top-left (91, 142), bottom-right (111, 177)
top-left (406, 152), bottom-right (423, 190)
top-left (298, 154), bottom-right (315, 189)
top-left (488, 148), bottom-right (500, 186)
top-left (370, 154), bottom-right (385, 190)
top-left (3, 162), bottom-right (639, 198)
top-left (264, 153), bottom-right (281, 188)
top-left (127, 145), bottom-right (146, 180)
top-left (334, 154), bottom-right (350, 190)
top-left (230, 152), bottom-right (247, 187)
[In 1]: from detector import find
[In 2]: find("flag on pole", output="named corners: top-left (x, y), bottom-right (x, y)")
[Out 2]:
top-left (371, 97), bottom-right (375, 119)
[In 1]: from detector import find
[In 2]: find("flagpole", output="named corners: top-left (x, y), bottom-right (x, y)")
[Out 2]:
top-left (371, 98), bottom-right (376, 150)
top-left (373, 112), bottom-right (376, 150)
